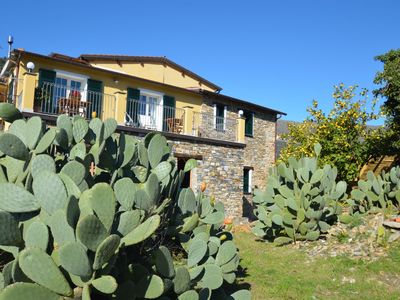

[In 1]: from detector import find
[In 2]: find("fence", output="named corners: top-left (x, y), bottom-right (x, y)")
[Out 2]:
top-left (34, 81), bottom-right (116, 119)
top-left (125, 98), bottom-right (185, 134)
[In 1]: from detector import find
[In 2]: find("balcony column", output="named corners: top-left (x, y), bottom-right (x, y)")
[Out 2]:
top-left (114, 91), bottom-right (127, 125)
top-left (236, 116), bottom-right (246, 143)
top-left (21, 72), bottom-right (37, 112)
top-left (183, 106), bottom-right (194, 135)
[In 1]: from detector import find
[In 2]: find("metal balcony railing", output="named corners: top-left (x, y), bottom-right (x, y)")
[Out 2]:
top-left (192, 111), bottom-right (237, 142)
top-left (125, 98), bottom-right (185, 134)
top-left (34, 82), bottom-right (116, 119)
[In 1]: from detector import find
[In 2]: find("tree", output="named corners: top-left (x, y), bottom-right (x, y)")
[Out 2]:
top-left (279, 84), bottom-right (380, 182)
top-left (373, 49), bottom-right (400, 150)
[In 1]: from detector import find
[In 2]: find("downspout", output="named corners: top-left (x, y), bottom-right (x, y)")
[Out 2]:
top-left (13, 52), bottom-right (22, 105)
top-left (274, 113), bottom-right (283, 163)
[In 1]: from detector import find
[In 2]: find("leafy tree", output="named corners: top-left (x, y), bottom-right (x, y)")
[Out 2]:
top-left (373, 49), bottom-right (400, 150)
top-left (279, 84), bottom-right (381, 182)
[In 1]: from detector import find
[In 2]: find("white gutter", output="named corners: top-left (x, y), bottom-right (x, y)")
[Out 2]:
top-left (0, 60), bottom-right (10, 77)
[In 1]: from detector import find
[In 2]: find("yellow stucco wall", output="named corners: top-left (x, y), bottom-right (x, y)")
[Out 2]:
top-left (15, 53), bottom-right (203, 123)
top-left (90, 61), bottom-right (217, 93)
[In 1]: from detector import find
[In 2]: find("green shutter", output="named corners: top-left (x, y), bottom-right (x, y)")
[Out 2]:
top-left (163, 95), bottom-right (175, 131)
top-left (38, 69), bottom-right (56, 86)
top-left (87, 79), bottom-right (103, 119)
top-left (243, 169), bottom-right (249, 193)
top-left (127, 88), bottom-right (140, 100)
top-left (126, 88), bottom-right (140, 125)
top-left (216, 104), bottom-right (224, 117)
top-left (245, 111), bottom-right (253, 136)
top-left (38, 69), bottom-right (56, 112)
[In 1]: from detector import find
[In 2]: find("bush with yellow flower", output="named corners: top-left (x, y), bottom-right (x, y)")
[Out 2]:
top-left (279, 84), bottom-right (382, 182)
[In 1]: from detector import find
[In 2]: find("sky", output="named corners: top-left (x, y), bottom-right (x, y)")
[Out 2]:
top-left (1, 0), bottom-right (398, 124)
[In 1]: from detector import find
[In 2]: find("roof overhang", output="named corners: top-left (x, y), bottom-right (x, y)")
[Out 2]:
top-left (200, 90), bottom-right (286, 116)
top-left (80, 54), bottom-right (222, 92)
top-left (12, 50), bottom-right (286, 117)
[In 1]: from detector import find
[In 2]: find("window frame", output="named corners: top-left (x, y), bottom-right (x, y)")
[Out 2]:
top-left (213, 103), bottom-right (227, 131)
top-left (243, 167), bottom-right (253, 194)
top-left (138, 89), bottom-right (164, 130)
top-left (54, 69), bottom-right (89, 101)
top-left (243, 110), bottom-right (254, 137)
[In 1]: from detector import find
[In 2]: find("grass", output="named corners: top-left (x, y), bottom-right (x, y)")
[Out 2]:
top-left (234, 232), bottom-right (400, 300)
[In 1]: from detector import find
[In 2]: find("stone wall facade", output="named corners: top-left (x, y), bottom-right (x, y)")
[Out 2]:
top-left (199, 99), bottom-right (238, 142)
top-left (170, 139), bottom-right (245, 218)
top-left (201, 95), bottom-right (277, 219)
top-left (120, 131), bottom-right (246, 218)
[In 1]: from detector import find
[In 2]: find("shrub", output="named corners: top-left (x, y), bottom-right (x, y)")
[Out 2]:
top-left (346, 167), bottom-right (400, 217)
top-left (279, 84), bottom-right (381, 182)
top-left (0, 109), bottom-right (250, 299)
top-left (252, 144), bottom-right (347, 245)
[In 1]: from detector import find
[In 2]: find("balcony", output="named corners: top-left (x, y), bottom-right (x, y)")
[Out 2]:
top-left (34, 82), bottom-right (116, 120)
top-left (125, 98), bottom-right (185, 134)
top-left (3, 73), bottom-right (247, 144)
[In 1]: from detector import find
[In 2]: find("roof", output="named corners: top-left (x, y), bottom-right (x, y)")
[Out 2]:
top-left (49, 53), bottom-right (90, 65)
top-left (12, 49), bottom-right (210, 96)
top-left (201, 90), bottom-right (286, 116)
top-left (11, 49), bottom-right (286, 116)
top-left (79, 54), bottom-right (222, 92)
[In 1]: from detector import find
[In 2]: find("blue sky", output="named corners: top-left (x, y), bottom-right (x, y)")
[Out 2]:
top-left (1, 0), bottom-right (398, 124)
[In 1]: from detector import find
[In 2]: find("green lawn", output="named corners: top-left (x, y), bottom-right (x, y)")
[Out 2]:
top-left (234, 232), bottom-right (400, 300)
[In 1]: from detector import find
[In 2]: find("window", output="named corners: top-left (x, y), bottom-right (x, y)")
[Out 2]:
top-left (243, 167), bottom-right (253, 194)
top-left (137, 91), bottom-right (162, 130)
top-left (243, 110), bottom-right (254, 137)
top-left (139, 94), bottom-right (159, 116)
top-left (53, 70), bottom-right (88, 105)
top-left (214, 103), bottom-right (226, 131)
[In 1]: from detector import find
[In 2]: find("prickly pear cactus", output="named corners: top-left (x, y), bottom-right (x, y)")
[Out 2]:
top-left (347, 167), bottom-right (400, 216)
top-left (0, 112), bottom-right (250, 300)
top-left (252, 144), bottom-right (347, 244)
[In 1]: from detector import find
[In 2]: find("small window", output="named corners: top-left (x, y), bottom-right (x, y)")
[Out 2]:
top-left (215, 103), bottom-right (226, 131)
top-left (243, 167), bottom-right (253, 194)
top-left (243, 111), bottom-right (254, 137)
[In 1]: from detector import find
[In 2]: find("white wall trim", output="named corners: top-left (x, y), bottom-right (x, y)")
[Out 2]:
top-left (92, 65), bottom-right (131, 76)
top-left (54, 69), bottom-right (89, 81)
top-left (248, 169), bottom-right (253, 193)
top-left (139, 88), bottom-right (165, 98)
top-left (213, 104), bottom-right (217, 129)
top-left (223, 105), bottom-right (227, 131)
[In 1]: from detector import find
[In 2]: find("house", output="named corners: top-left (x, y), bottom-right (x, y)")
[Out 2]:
top-left (1, 49), bottom-right (286, 221)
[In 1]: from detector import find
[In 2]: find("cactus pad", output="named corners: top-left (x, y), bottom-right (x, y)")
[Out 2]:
top-left (34, 128), bottom-right (56, 154)
top-left (92, 275), bottom-right (118, 294)
top-left (0, 183), bottom-right (39, 213)
top-left (154, 246), bottom-right (175, 278)
top-left (19, 248), bottom-right (72, 296)
top-left (76, 215), bottom-right (108, 252)
top-left (0, 283), bottom-right (61, 300)
top-left (0, 133), bottom-right (29, 160)
top-left (0, 211), bottom-right (22, 246)
top-left (59, 242), bottom-right (92, 277)
top-left (121, 215), bottom-right (160, 246)
top-left (93, 234), bottom-right (120, 270)
top-left (24, 221), bottom-right (48, 251)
